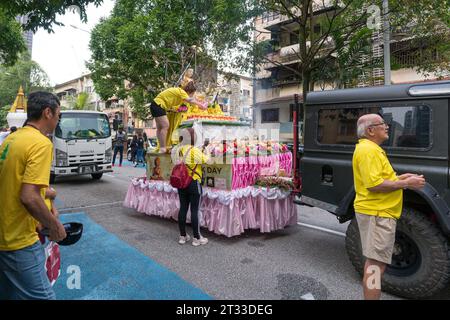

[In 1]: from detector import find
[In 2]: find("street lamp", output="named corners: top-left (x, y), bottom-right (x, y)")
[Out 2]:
top-left (69, 24), bottom-right (91, 34)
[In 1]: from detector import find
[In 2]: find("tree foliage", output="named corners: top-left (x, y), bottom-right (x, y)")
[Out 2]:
top-left (254, 0), bottom-right (450, 89)
top-left (0, 9), bottom-right (26, 66)
top-left (88, 0), bottom-right (261, 120)
top-left (0, 52), bottom-right (52, 109)
top-left (0, 0), bottom-right (102, 66)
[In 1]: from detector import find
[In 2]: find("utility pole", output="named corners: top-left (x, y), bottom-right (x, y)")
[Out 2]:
top-left (383, 0), bottom-right (391, 85)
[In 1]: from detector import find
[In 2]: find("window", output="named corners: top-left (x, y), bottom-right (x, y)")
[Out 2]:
top-left (56, 113), bottom-right (111, 139)
top-left (317, 106), bottom-right (431, 148)
top-left (242, 89), bottom-right (250, 97)
top-left (261, 108), bottom-right (279, 123)
top-left (381, 105), bottom-right (431, 148)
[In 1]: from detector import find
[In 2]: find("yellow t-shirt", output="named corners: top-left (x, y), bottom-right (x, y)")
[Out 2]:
top-left (353, 139), bottom-right (402, 219)
top-left (0, 127), bottom-right (53, 251)
top-left (154, 88), bottom-right (190, 111)
top-left (179, 145), bottom-right (209, 182)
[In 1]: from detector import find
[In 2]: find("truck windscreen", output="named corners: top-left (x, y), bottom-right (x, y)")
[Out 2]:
top-left (55, 113), bottom-right (111, 140)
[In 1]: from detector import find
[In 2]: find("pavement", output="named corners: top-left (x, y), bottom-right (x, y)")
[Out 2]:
top-left (54, 212), bottom-right (210, 300)
top-left (50, 165), bottom-right (450, 300)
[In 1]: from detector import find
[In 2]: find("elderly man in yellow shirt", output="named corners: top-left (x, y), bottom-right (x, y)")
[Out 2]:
top-left (353, 113), bottom-right (425, 300)
top-left (150, 81), bottom-right (207, 154)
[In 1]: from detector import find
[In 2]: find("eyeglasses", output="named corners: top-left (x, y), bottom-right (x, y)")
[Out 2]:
top-left (369, 121), bottom-right (387, 128)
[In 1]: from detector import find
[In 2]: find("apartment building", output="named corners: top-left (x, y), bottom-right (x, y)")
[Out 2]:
top-left (216, 73), bottom-right (253, 120)
top-left (253, 4), bottom-right (449, 142)
top-left (54, 73), bottom-right (105, 111)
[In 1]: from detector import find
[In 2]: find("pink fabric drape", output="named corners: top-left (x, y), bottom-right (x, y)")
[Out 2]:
top-left (124, 179), bottom-right (297, 237)
top-left (231, 152), bottom-right (292, 189)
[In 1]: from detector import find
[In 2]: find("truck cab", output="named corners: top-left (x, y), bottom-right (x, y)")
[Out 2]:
top-left (301, 81), bottom-right (450, 298)
top-left (51, 111), bottom-right (113, 183)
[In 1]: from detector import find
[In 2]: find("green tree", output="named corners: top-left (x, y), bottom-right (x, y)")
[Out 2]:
top-left (0, 52), bottom-right (52, 109)
top-left (0, 0), bottom-right (103, 66)
top-left (252, 0), bottom-right (450, 121)
top-left (88, 0), bottom-right (260, 120)
top-left (0, 9), bottom-right (26, 66)
top-left (0, 105), bottom-right (10, 128)
top-left (74, 92), bottom-right (91, 110)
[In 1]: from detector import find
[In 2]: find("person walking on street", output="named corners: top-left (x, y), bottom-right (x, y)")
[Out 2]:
top-left (353, 113), bottom-right (425, 300)
top-left (135, 133), bottom-right (145, 167)
top-left (0, 91), bottom-right (67, 300)
top-left (175, 128), bottom-right (210, 246)
top-left (112, 125), bottom-right (127, 167)
top-left (130, 134), bottom-right (138, 165)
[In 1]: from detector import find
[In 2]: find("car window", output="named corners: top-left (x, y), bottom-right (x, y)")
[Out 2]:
top-left (317, 105), bottom-right (432, 149)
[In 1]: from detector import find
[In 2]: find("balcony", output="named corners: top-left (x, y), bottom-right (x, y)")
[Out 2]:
top-left (272, 78), bottom-right (301, 87)
top-left (260, 2), bottom-right (336, 31)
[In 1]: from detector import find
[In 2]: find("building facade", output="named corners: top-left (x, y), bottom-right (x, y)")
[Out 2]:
top-left (16, 15), bottom-right (33, 56)
top-left (253, 3), bottom-right (450, 142)
top-left (216, 73), bottom-right (253, 120)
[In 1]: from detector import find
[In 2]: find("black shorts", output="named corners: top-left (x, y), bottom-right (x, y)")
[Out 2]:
top-left (150, 101), bottom-right (167, 118)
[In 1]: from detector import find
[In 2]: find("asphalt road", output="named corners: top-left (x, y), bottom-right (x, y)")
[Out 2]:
top-left (51, 163), bottom-right (449, 300)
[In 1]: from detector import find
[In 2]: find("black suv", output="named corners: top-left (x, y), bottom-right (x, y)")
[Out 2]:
top-left (301, 81), bottom-right (450, 298)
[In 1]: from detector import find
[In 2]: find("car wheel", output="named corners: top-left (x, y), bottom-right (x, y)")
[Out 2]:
top-left (345, 207), bottom-right (450, 298)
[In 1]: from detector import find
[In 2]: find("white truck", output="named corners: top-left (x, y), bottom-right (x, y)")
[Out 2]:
top-left (51, 110), bottom-right (113, 183)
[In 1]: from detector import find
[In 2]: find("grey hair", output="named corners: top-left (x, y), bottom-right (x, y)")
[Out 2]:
top-left (356, 118), bottom-right (373, 138)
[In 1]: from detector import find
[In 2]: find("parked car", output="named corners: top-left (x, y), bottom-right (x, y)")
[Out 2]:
top-left (300, 80), bottom-right (450, 299)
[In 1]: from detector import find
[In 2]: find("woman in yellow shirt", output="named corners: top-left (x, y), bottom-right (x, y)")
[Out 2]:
top-left (175, 128), bottom-right (210, 246)
top-left (150, 82), bottom-right (207, 153)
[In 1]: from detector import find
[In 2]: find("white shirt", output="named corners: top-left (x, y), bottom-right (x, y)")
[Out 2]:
top-left (0, 132), bottom-right (10, 145)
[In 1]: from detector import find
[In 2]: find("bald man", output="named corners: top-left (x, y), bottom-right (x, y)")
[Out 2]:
top-left (353, 113), bottom-right (425, 300)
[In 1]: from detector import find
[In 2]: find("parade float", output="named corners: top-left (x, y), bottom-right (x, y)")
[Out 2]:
top-left (124, 95), bottom-right (297, 237)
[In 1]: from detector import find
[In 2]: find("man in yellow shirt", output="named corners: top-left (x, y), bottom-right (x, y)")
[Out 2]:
top-left (353, 113), bottom-right (425, 300)
top-left (150, 81), bottom-right (207, 154)
top-left (0, 92), bottom-right (66, 300)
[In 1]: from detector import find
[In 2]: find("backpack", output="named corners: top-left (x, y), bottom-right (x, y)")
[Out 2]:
top-left (170, 146), bottom-right (198, 189)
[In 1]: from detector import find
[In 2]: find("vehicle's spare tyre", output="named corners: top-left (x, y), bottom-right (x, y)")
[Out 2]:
top-left (345, 207), bottom-right (450, 299)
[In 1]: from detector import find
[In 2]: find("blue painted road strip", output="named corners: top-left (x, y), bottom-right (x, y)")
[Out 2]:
top-left (53, 212), bottom-right (211, 300)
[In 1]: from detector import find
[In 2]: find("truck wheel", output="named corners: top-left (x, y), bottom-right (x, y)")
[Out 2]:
top-left (50, 173), bottom-right (56, 184)
top-left (91, 173), bottom-right (103, 180)
top-left (345, 207), bottom-right (450, 299)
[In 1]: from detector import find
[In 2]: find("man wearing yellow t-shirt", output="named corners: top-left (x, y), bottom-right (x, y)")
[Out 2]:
top-left (0, 92), bottom-right (66, 300)
top-left (150, 81), bottom-right (207, 153)
top-left (353, 113), bottom-right (425, 300)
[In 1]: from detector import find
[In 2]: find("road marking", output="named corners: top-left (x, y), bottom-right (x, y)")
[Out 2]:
top-left (297, 222), bottom-right (346, 237)
top-left (59, 201), bottom-right (124, 213)
top-left (104, 174), bottom-right (115, 178)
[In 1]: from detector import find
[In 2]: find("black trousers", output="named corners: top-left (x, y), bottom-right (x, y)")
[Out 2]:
top-left (178, 179), bottom-right (202, 239)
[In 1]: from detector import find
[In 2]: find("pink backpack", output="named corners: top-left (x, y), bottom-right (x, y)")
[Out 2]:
top-left (170, 147), bottom-right (198, 189)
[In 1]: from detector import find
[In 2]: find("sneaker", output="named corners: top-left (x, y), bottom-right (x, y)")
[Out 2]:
top-left (192, 237), bottom-right (208, 246)
top-left (178, 235), bottom-right (191, 245)
top-left (112, 164), bottom-right (115, 167)
top-left (119, 164), bottom-right (122, 167)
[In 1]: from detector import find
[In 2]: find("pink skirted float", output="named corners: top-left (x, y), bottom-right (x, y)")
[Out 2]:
top-left (123, 117), bottom-right (298, 237)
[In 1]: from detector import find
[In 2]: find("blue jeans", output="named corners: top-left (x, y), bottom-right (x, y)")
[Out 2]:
top-left (113, 145), bottom-right (124, 165)
top-left (0, 241), bottom-right (56, 300)
top-left (136, 148), bottom-right (145, 165)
